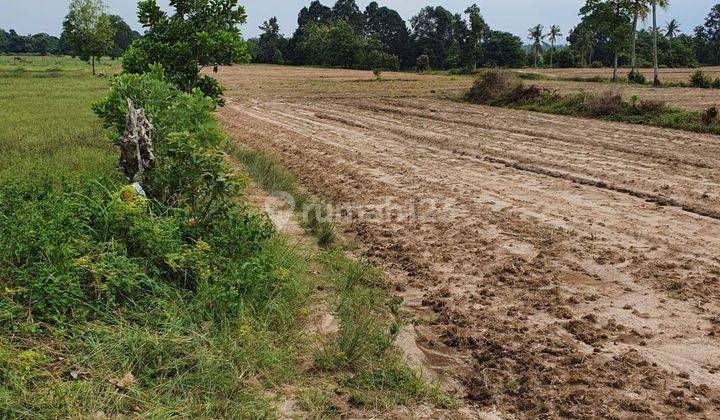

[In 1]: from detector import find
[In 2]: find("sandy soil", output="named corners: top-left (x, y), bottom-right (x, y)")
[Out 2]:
top-left (517, 66), bottom-right (720, 84)
top-left (217, 65), bottom-right (720, 418)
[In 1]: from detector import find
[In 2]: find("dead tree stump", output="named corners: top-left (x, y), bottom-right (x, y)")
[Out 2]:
top-left (119, 98), bottom-right (155, 182)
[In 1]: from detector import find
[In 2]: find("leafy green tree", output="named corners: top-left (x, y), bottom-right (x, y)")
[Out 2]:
top-left (256, 17), bottom-right (286, 64)
top-left (363, 2), bottom-right (411, 66)
top-left (411, 6), bottom-right (455, 69)
top-left (122, 0), bottom-right (250, 103)
top-left (326, 19), bottom-right (363, 67)
top-left (298, 1), bottom-right (332, 27)
top-left (528, 24), bottom-right (545, 67)
top-left (108, 15), bottom-right (135, 59)
top-left (579, 0), bottom-right (632, 79)
top-left (62, 0), bottom-right (115, 75)
top-left (464, 4), bottom-right (489, 69)
top-left (693, 4), bottom-right (720, 65)
top-left (332, 0), bottom-right (364, 31)
top-left (546, 25), bottom-right (562, 67)
top-left (628, 0), bottom-right (650, 71)
top-left (484, 30), bottom-right (526, 67)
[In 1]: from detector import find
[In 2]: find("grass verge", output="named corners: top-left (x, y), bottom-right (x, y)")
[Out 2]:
top-left (464, 69), bottom-right (720, 135)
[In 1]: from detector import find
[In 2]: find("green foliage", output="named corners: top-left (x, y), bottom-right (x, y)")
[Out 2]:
top-left (690, 69), bottom-right (713, 88)
top-left (108, 15), bottom-right (137, 59)
top-left (367, 49), bottom-right (401, 72)
top-left (416, 54), bottom-right (430, 72)
top-left (122, 0), bottom-right (250, 102)
top-left (465, 70), bottom-right (720, 135)
top-left (62, 0), bottom-right (115, 74)
top-left (627, 68), bottom-right (647, 84)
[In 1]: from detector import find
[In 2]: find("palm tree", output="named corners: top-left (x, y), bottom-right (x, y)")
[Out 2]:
top-left (627, 0), bottom-right (650, 71)
top-left (665, 18), bottom-right (680, 41)
top-left (547, 25), bottom-right (562, 68)
top-left (528, 24), bottom-right (545, 67)
top-left (651, 0), bottom-right (670, 85)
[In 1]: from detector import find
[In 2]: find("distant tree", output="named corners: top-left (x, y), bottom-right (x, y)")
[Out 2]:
top-left (256, 17), bottom-right (286, 64)
top-left (108, 15), bottom-right (134, 59)
top-left (628, 0), bottom-right (650, 71)
top-left (326, 19), bottom-right (362, 67)
top-left (651, 0), bottom-right (670, 85)
top-left (363, 2), bottom-right (411, 66)
top-left (332, 0), bottom-right (364, 31)
top-left (555, 47), bottom-right (577, 67)
top-left (298, 1), bottom-right (332, 27)
top-left (31, 33), bottom-right (60, 55)
top-left (579, 0), bottom-right (633, 79)
top-left (484, 30), bottom-right (525, 67)
top-left (694, 4), bottom-right (720, 65)
top-left (528, 24), bottom-right (545, 67)
top-left (547, 25), bottom-right (562, 67)
top-left (411, 6), bottom-right (455, 69)
top-left (665, 18), bottom-right (680, 40)
top-left (122, 0), bottom-right (250, 103)
top-left (464, 4), bottom-right (490, 69)
top-left (0, 30), bottom-right (7, 53)
top-left (62, 0), bottom-right (115, 75)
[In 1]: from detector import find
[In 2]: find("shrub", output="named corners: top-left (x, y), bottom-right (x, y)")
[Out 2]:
top-left (584, 91), bottom-right (623, 116)
top-left (366, 50), bottom-right (400, 72)
top-left (466, 69), bottom-right (518, 105)
top-left (627, 69), bottom-right (646, 84)
top-left (690, 70), bottom-right (712, 88)
top-left (416, 55), bottom-right (430, 73)
top-left (713, 78), bottom-right (720, 89)
top-left (702, 106), bottom-right (719, 125)
top-left (637, 99), bottom-right (667, 116)
top-left (590, 61), bottom-right (603, 68)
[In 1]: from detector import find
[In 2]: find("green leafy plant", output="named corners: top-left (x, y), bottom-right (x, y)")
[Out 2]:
top-left (416, 54), bottom-right (430, 72)
top-left (690, 70), bottom-right (713, 88)
top-left (122, 0), bottom-right (250, 103)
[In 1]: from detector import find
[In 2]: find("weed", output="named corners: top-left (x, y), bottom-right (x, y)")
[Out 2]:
top-left (702, 106), bottom-right (719, 125)
top-left (690, 70), bottom-right (713, 88)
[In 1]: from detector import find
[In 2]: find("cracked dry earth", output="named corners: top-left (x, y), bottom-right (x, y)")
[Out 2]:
top-left (217, 65), bottom-right (720, 418)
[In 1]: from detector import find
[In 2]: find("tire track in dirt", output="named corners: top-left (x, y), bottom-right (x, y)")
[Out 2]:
top-left (216, 66), bottom-right (720, 418)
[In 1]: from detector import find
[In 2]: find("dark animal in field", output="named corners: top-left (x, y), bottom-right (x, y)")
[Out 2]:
top-left (13, 57), bottom-right (24, 62)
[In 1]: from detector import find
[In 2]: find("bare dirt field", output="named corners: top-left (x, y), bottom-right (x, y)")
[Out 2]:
top-left (217, 65), bottom-right (720, 418)
top-left (517, 66), bottom-right (720, 83)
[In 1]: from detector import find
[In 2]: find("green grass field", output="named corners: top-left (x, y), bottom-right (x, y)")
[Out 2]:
top-left (0, 65), bottom-right (114, 179)
top-left (0, 58), bottom-right (448, 417)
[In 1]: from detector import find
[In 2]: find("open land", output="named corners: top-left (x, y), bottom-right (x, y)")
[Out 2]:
top-left (217, 64), bottom-right (720, 418)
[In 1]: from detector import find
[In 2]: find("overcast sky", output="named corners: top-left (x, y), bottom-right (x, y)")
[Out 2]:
top-left (1, 0), bottom-right (716, 42)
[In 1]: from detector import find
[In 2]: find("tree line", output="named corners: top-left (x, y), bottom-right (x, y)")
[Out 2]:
top-left (247, 1), bottom-right (526, 71)
top-left (0, 3), bottom-right (139, 62)
top-left (248, 0), bottom-right (720, 74)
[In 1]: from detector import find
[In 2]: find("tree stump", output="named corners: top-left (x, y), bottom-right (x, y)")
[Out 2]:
top-left (119, 98), bottom-right (155, 183)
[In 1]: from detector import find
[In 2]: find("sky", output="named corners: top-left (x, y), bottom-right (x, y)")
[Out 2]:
top-left (0, 0), bottom-right (716, 42)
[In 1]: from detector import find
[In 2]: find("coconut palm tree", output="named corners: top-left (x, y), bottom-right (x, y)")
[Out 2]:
top-left (651, 0), bottom-right (670, 85)
top-left (627, 0), bottom-right (650, 71)
top-left (547, 25), bottom-right (562, 68)
top-left (528, 24), bottom-right (545, 67)
top-left (665, 18), bottom-right (680, 41)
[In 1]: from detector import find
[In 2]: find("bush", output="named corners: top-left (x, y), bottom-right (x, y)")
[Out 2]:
top-left (465, 69), bottom-right (517, 105)
top-left (416, 55), bottom-right (430, 73)
top-left (584, 91), bottom-right (623, 116)
top-left (702, 106), bottom-right (719, 125)
top-left (627, 69), bottom-right (646, 84)
top-left (713, 78), bottom-right (720, 89)
top-left (690, 70), bottom-right (713, 88)
top-left (637, 99), bottom-right (667, 116)
top-left (590, 61), bottom-right (603, 68)
top-left (366, 50), bottom-right (400, 72)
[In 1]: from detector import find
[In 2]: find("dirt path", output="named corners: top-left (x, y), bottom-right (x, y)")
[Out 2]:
top-left (217, 65), bottom-right (720, 418)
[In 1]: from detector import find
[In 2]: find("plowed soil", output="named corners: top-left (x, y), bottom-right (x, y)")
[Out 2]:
top-left (217, 65), bottom-right (720, 418)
